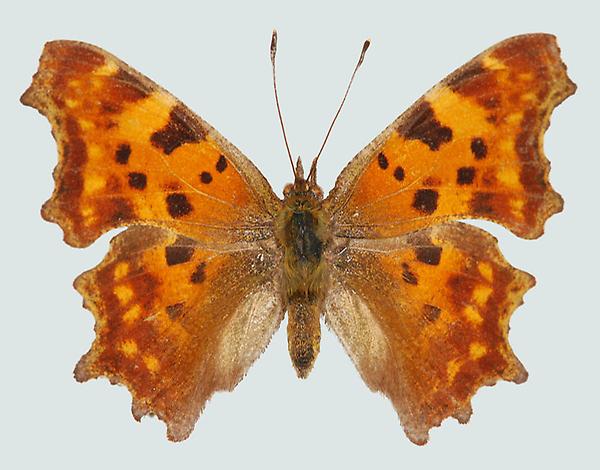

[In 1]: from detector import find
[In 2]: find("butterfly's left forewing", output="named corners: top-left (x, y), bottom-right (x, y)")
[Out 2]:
top-left (326, 34), bottom-right (575, 240)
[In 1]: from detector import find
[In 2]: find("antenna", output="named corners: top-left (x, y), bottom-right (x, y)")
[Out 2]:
top-left (308, 39), bottom-right (370, 181)
top-left (270, 30), bottom-right (296, 178)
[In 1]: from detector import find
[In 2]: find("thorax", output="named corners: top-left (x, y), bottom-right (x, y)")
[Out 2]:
top-left (275, 188), bottom-right (331, 301)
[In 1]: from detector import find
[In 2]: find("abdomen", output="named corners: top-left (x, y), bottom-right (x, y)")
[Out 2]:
top-left (276, 205), bottom-right (330, 378)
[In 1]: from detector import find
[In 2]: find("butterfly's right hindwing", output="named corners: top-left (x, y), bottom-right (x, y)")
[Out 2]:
top-left (74, 226), bottom-right (284, 441)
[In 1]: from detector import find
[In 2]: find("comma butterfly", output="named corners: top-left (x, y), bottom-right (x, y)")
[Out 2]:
top-left (21, 31), bottom-right (575, 444)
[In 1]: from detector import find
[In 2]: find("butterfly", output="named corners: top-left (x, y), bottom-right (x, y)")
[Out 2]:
top-left (21, 31), bottom-right (575, 445)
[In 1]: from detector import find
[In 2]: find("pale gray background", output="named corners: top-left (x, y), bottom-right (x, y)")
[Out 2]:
top-left (2, 0), bottom-right (597, 468)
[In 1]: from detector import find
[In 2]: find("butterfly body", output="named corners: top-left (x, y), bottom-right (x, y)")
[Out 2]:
top-left (276, 164), bottom-right (329, 376)
top-left (22, 34), bottom-right (575, 444)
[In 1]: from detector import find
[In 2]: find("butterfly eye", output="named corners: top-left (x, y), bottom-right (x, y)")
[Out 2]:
top-left (283, 183), bottom-right (294, 197)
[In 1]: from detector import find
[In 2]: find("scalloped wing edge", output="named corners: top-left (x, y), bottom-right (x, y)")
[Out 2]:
top-left (21, 40), bottom-right (281, 248)
top-left (324, 33), bottom-right (576, 240)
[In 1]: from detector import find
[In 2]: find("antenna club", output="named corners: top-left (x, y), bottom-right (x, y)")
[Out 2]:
top-left (270, 30), bottom-right (278, 62)
top-left (358, 40), bottom-right (371, 66)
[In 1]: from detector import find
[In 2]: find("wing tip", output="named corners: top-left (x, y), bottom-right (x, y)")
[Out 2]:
top-left (130, 386), bottom-right (200, 443)
top-left (20, 68), bottom-right (49, 113)
top-left (41, 200), bottom-right (94, 248)
top-left (404, 426), bottom-right (430, 446)
top-left (529, 190), bottom-right (565, 239)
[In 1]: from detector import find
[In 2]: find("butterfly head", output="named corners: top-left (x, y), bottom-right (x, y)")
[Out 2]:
top-left (283, 156), bottom-right (324, 202)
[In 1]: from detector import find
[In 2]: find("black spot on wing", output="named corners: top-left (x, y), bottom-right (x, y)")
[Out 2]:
top-left (377, 152), bottom-right (389, 169)
top-left (398, 101), bottom-right (452, 151)
top-left (412, 189), bottom-right (439, 214)
top-left (401, 263), bottom-right (418, 285)
top-left (166, 302), bottom-right (185, 320)
top-left (457, 167), bottom-right (476, 185)
top-left (394, 166), bottom-right (405, 181)
top-left (415, 246), bottom-right (442, 265)
top-left (128, 172), bottom-right (147, 190)
top-left (115, 143), bottom-right (131, 164)
top-left (166, 193), bottom-right (193, 218)
top-left (216, 155), bottom-right (228, 173)
top-left (165, 242), bottom-right (194, 266)
top-left (471, 137), bottom-right (487, 160)
top-left (200, 171), bottom-right (213, 184)
top-left (190, 262), bottom-right (207, 284)
top-left (423, 304), bottom-right (441, 322)
top-left (150, 105), bottom-right (205, 155)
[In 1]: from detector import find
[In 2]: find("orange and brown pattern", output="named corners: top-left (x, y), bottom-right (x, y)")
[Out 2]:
top-left (74, 226), bottom-right (283, 441)
top-left (21, 40), bottom-right (286, 441)
top-left (21, 41), bottom-right (280, 248)
top-left (326, 223), bottom-right (532, 444)
top-left (322, 33), bottom-right (575, 444)
top-left (22, 34), bottom-right (575, 445)
top-left (326, 34), bottom-right (575, 240)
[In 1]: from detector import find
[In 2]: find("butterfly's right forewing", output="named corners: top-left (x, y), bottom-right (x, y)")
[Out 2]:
top-left (21, 40), bottom-right (281, 248)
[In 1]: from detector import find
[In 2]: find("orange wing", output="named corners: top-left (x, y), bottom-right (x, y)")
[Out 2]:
top-left (74, 227), bottom-right (283, 440)
top-left (324, 34), bottom-right (575, 444)
top-left (21, 40), bottom-right (281, 248)
top-left (22, 41), bottom-right (285, 439)
top-left (325, 223), bottom-right (532, 444)
top-left (325, 34), bottom-right (575, 239)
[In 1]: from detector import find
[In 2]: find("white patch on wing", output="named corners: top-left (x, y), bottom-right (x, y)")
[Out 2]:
top-left (324, 281), bottom-right (389, 390)
top-left (217, 285), bottom-right (284, 387)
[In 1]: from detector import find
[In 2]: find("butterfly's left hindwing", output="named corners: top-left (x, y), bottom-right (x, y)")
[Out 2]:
top-left (74, 226), bottom-right (284, 441)
top-left (325, 223), bottom-right (533, 444)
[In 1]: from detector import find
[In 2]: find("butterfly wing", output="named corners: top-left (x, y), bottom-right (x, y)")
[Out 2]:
top-left (325, 34), bottom-right (575, 240)
top-left (22, 40), bottom-right (280, 248)
top-left (326, 223), bottom-right (532, 444)
top-left (74, 226), bottom-right (284, 441)
top-left (324, 34), bottom-right (575, 443)
top-left (22, 41), bottom-right (285, 439)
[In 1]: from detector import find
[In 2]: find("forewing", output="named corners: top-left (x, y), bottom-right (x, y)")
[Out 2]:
top-left (21, 40), bottom-right (280, 247)
top-left (325, 34), bottom-right (575, 239)
top-left (325, 223), bottom-right (533, 444)
top-left (74, 226), bottom-right (284, 440)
